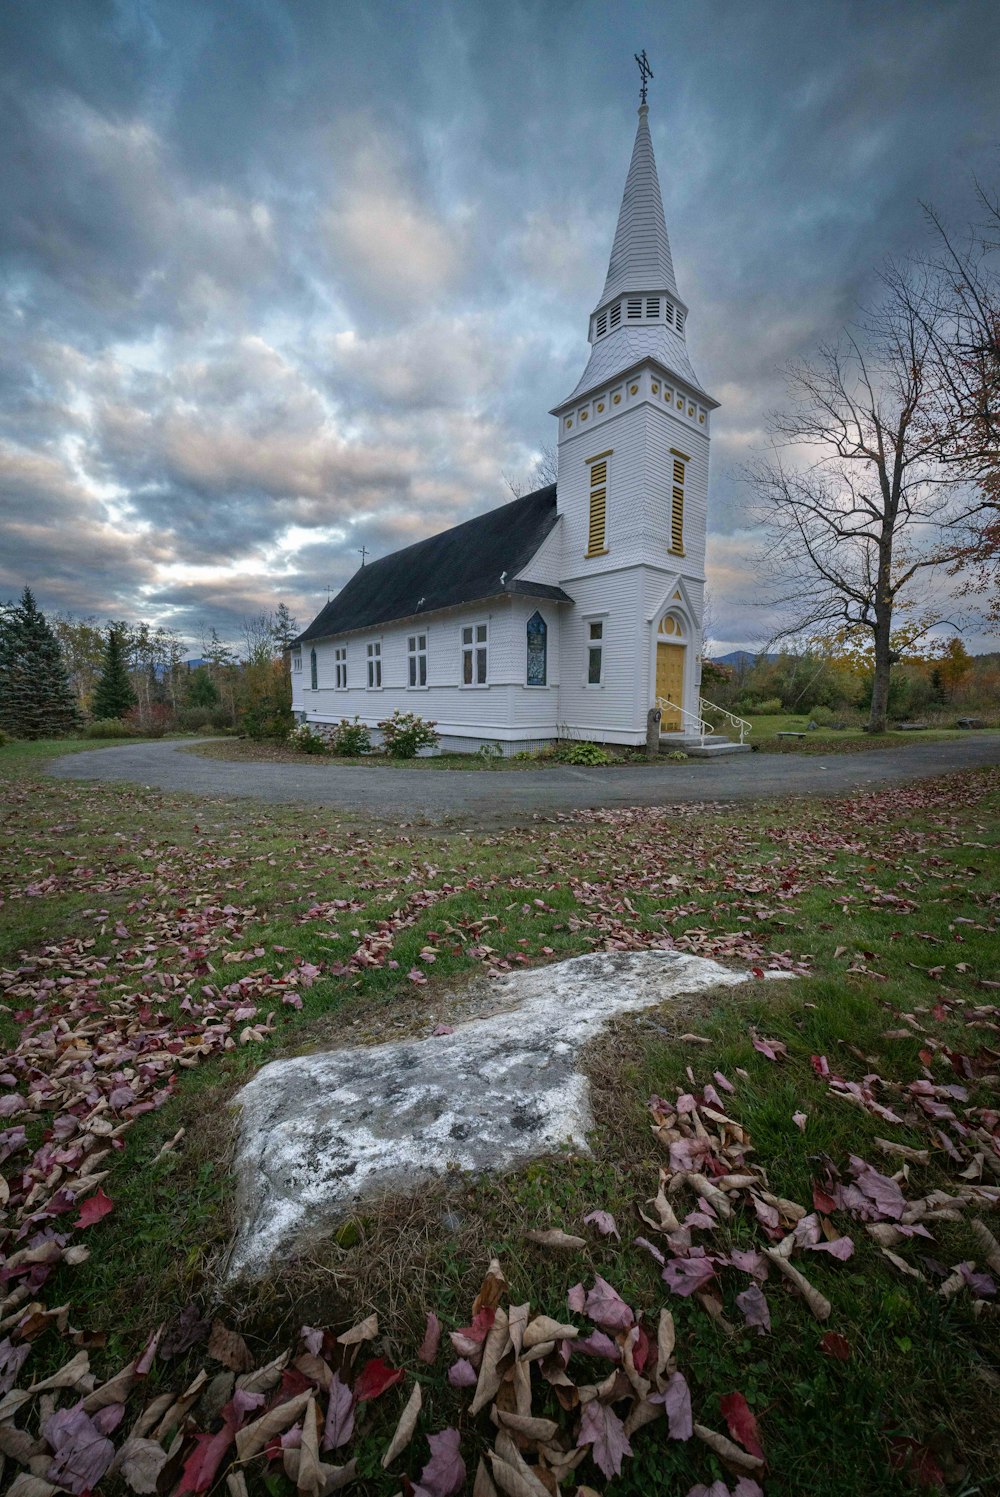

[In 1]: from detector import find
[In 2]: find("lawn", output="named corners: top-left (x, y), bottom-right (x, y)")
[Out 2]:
top-left (741, 714), bottom-right (995, 754)
top-left (0, 736), bottom-right (997, 1495)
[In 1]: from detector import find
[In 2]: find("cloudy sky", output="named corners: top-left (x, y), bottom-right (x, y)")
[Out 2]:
top-left (2, 0), bottom-right (998, 655)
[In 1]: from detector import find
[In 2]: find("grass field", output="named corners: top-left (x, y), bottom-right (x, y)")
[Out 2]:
top-left (1, 735), bottom-right (998, 1494)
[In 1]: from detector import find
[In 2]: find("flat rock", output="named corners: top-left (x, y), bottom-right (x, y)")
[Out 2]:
top-left (227, 950), bottom-right (749, 1277)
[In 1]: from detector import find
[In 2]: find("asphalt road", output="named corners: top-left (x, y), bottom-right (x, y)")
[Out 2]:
top-left (46, 734), bottom-right (1000, 825)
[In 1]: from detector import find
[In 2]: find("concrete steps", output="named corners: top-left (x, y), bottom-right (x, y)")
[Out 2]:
top-left (661, 734), bottom-right (753, 759)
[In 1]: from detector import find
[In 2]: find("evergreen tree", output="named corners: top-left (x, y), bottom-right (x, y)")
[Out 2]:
top-left (92, 625), bottom-right (138, 720)
top-left (187, 665), bottom-right (220, 707)
top-left (0, 586), bottom-right (82, 739)
top-left (272, 602), bottom-right (298, 652)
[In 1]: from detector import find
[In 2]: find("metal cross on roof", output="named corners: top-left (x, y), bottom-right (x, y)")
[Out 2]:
top-left (634, 48), bottom-right (653, 106)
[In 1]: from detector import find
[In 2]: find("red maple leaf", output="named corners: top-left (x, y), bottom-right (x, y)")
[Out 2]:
top-left (719, 1391), bottom-right (765, 1460)
top-left (353, 1356), bottom-right (404, 1402)
top-left (75, 1187), bottom-right (114, 1229)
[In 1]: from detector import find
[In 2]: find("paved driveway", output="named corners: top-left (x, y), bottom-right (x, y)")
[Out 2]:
top-left (47, 734), bottom-right (1000, 824)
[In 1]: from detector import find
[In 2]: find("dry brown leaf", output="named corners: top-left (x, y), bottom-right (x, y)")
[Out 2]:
top-left (694, 1422), bottom-right (765, 1473)
top-left (152, 1369), bottom-right (208, 1442)
top-left (624, 1397), bottom-right (662, 1437)
top-left (235, 1389), bottom-right (312, 1460)
top-left (684, 1172), bottom-right (733, 1219)
top-left (759, 1190), bottom-right (807, 1222)
top-left (522, 1317), bottom-right (577, 1349)
top-left (473, 1259), bottom-right (508, 1316)
top-left (129, 1393), bottom-right (173, 1441)
top-left (764, 1249), bottom-right (831, 1319)
top-left (114, 1435), bottom-right (172, 1495)
top-left (336, 1314), bottom-right (378, 1347)
top-left (208, 1320), bottom-right (255, 1373)
top-left (471, 1306), bottom-right (510, 1415)
top-left (28, 1350), bottom-right (92, 1395)
top-left (293, 1352), bottom-right (333, 1391)
top-left (488, 1443), bottom-right (551, 1497)
top-left (519, 1340), bottom-right (555, 1364)
top-left (881, 1249), bottom-right (926, 1282)
top-left (474, 1458), bottom-right (500, 1497)
top-left (524, 1229), bottom-right (587, 1251)
top-left (512, 1355), bottom-right (532, 1419)
top-left (235, 1351), bottom-right (289, 1394)
top-left (655, 1308), bottom-right (675, 1384)
top-left (225, 1473), bottom-right (250, 1497)
top-left (381, 1381), bottom-right (422, 1467)
top-left (496, 1410), bottom-right (559, 1442)
top-left (81, 1360), bottom-right (136, 1412)
top-left (874, 1137), bottom-right (930, 1165)
top-left (507, 1303), bottom-right (530, 1358)
top-left (294, 1395), bottom-right (325, 1497)
top-left (971, 1219), bottom-right (1000, 1275)
top-left (7, 1475), bottom-right (61, 1497)
top-left (866, 1223), bottom-right (905, 1248)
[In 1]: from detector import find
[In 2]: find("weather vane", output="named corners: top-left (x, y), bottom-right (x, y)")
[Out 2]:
top-left (634, 48), bottom-right (653, 106)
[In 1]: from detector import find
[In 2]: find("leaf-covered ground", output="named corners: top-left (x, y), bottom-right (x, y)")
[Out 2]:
top-left (0, 738), bottom-right (997, 1495)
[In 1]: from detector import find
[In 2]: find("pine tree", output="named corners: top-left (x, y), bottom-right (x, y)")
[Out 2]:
top-left (92, 625), bottom-right (138, 721)
top-left (0, 586), bottom-right (82, 739)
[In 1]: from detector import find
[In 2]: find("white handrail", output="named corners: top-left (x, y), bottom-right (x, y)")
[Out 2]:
top-left (698, 697), bottom-right (752, 745)
top-left (656, 696), bottom-right (713, 745)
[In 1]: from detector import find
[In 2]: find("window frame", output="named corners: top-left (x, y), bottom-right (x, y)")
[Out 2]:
top-left (669, 447), bottom-right (688, 557)
top-left (365, 639), bottom-right (383, 690)
top-left (585, 616), bottom-right (606, 688)
top-left (585, 449), bottom-right (611, 558)
top-left (461, 620), bottom-right (489, 688)
top-left (291, 650), bottom-right (302, 673)
top-left (334, 645), bottom-right (348, 690)
top-left (407, 631), bottom-right (428, 689)
top-left (309, 648), bottom-right (318, 691)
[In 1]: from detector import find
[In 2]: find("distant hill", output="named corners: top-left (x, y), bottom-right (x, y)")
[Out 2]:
top-left (711, 650), bottom-right (778, 667)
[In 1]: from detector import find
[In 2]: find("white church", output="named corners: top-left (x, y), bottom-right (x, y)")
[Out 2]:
top-left (292, 83), bottom-right (731, 754)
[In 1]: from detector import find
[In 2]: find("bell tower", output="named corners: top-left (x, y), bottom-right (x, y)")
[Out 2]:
top-left (551, 58), bottom-right (718, 739)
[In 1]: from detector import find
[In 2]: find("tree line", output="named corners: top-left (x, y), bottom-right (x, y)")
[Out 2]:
top-left (0, 589), bottom-right (299, 741)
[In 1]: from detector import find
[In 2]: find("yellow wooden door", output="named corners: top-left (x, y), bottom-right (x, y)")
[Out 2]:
top-left (656, 643), bottom-right (685, 730)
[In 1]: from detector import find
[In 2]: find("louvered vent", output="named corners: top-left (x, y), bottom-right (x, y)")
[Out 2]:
top-left (627, 298), bottom-right (643, 319)
top-left (596, 312), bottom-right (607, 337)
top-left (587, 460), bottom-right (608, 556)
top-left (646, 297), bottom-right (660, 318)
top-left (664, 302), bottom-right (674, 325)
top-left (670, 457), bottom-right (685, 554)
top-left (676, 310), bottom-right (686, 333)
top-left (609, 303), bottom-right (622, 327)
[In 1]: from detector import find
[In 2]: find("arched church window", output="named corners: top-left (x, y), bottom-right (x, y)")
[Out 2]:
top-left (526, 611), bottom-right (547, 686)
top-left (658, 614), bottom-right (685, 639)
top-left (309, 649), bottom-right (318, 690)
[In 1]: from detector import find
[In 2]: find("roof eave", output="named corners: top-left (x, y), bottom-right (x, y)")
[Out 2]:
top-left (292, 582), bottom-right (573, 646)
top-left (551, 356), bottom-right (719, 416)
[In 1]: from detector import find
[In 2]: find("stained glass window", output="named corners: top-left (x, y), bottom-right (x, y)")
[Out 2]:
top-left (526, 611), bottom-right (547, 686)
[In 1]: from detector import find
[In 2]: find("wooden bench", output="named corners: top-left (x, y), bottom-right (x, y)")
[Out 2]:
top-left (897, 722), bottom-right (929, 731)
top-left (776, 731), bottom-right (807, 740)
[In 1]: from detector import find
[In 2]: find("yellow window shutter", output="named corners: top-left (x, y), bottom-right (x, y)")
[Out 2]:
top-left (587, 459), bottom-right (608, 555)
top-left (670, 457), bottom-right (685, 554)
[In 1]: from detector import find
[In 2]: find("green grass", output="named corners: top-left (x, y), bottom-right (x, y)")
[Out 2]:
top-left (740, 712), bottom-right (993, 753)
top-left (1, 736), bottom-right (998, 1493)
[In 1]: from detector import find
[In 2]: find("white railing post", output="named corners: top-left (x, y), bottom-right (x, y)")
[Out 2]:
top-left (698, 697), bottom-right (751, 744)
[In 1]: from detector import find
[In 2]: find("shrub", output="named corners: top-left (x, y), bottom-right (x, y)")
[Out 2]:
top-left (377, 710), bottom-right (439, 759)
top-left (0, 728), bottom-right (8, 747)
top-left (330, 717), bottom-right (372, 756)
top-left (176, 706), bottom-right (229, 733)
top-left (808, 704), bottom-right (835, 726)
top-left (125, 703), bottom-right (175, 738)
top-left (288, 722), bottom-right (328, 755)
top-left (564, 740), bottom-right (610, 766)
top-left (751, 698), bottom-right (784, 716)
top-left (477, 741), bottom-right (504, 767)
top-left (85, 718), bottom-right (139, 739)
top-left (241, 697), bottom-right (294, 741)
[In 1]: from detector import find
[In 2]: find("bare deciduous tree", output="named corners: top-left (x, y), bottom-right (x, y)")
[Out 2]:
top-left (503, 444), bottom-right (558, 499)
top-left (748, 282), bottom-right (981, 733)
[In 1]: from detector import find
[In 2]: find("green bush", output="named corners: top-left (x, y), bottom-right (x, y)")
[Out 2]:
top-left (807, 704), bottom-right (836, 726)
top-left (85, 718), bottom-right (139, 739)
top-left (477, 741), bottom-right (504, 767)
top-left (330, 717), bottom-right (372, 756)
top-left (377, 710), bottom-right (439, 759)
top-left (288, 722), bottom-right (328, 755)
top-left (564, 740), bottom-right (610, 766)
top-left (751, 697), bottom-right (784, 716)
top-left (241, 697), bottom-right (294, 741)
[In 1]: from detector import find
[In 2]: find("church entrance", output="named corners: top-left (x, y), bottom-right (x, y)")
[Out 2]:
top-left (655, 614), bottom-right (686, 731)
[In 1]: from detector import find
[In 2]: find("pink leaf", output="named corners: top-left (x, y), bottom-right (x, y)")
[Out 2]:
top-left (417, 1311), bottom-right (441, 1363)
top-left (662, 1256), bottom-right (716, 1296)
top-left (322, 1372), bottom-right (355, 1450)
top-left (415, 1427), bottom-right (466, 1497)
top-left (44, 1406), bottom-right (115, 1496)
top-left (573, 1330), bottom-right (622, 1363)
top-left (792, 1111), bottom-right (808, 1132)
top-left (719, 1391), bottom-right (765, 1460)
top-left (431, 1025), bottom-right (454, 1036)
top-left (735, 1285), bottom-right (771, 1334)
top-left (567, 1283), bottom-right (586, 1314)
top-left (654, 1370), bottom-right (693, 1439)
top-left (713, 1070), bottom-right (735, 1094)
top-left (75, 1188), bottom-right (114, 1229)
top-left (751, 1034), bottom-right (787, 1062)
top-left (584, 1275), bottom-right (634, 1333)
top-left (583, 1210), bottom-right (620, 1240)
top-left (447, 1358), bottom-right (478, 1387)
top-left (577, 1398), bottom-right (632, 1478)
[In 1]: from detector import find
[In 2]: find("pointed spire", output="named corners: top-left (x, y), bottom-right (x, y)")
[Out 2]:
top-left (598, 103), bottom-right (677, 308)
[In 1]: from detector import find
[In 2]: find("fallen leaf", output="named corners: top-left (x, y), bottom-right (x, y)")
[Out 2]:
top-left (583, 1210), bottom-right (620, 1240)
top-left (577, 1398), bottom-right (632, 1479)
top-left (417, 1312), bottom-right (441, 1364)
top-left (416, 1427), bottom-right (466, 1497)
top-left (74, 1188), bottom-right (114, 1229)
top-left (323, 1373), bottom-right (354, 1451)
top-left (525, 1229), bottom-right (587, 1251)
top-left (354, 1357), bottom-right (404, 1402)
top-left (735, 1286), bottom-right (771, 1334)
top-left (381, 1381), bottom-right (422, 1467)
top-left (819, 1332), bottom-right (851, 1361)
top-left (208, 1321), bottom-right (254, 1374)
top-left (719, 1392), bottom-right (765, 1460)
top-left (336, 1314), bottom-right (378, 1347)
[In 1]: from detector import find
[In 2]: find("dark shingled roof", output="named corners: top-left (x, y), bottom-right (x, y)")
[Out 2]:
top-left (295, 484), bottom-right (571, 644)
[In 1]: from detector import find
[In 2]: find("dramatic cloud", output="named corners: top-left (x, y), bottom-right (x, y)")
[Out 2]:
top-left (1, 0), bottom-right (998, 651)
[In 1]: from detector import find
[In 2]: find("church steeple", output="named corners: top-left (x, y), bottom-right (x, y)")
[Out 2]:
top-left (560, 89), bottom-right (711, 407)
top-left (598, 103), bottom-right (678, 307)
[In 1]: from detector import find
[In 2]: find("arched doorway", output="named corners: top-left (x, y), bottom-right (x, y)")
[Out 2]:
top-left (655, 613), bottom-right (686, 730)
